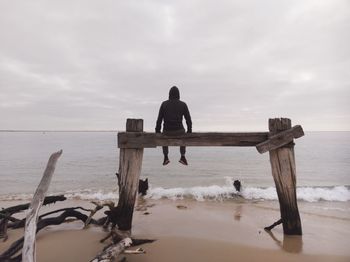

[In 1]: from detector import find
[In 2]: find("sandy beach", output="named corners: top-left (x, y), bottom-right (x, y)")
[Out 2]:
top-left (1, 198), bottom-right (349, 262)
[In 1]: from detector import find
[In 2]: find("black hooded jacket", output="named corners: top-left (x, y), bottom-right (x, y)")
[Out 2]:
top-left (155, 86), bottom-right (192, 133)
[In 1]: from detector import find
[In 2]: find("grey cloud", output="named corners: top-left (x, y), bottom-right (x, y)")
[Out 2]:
top-left (0, 0), bottom-right (349, 131)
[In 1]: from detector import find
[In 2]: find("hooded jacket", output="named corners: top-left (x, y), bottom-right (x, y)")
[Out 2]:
top-left (155, 86), bottom-right (192, 132)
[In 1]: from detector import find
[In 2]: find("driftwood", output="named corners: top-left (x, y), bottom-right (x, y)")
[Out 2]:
top-left (0, 217), bottom-right (9, 241)
top-left (0, 209), bottom-right (93, 261)
top-left (84, 202), bottom-right (105, 229)
top-left (1, 196), bottom-right (153, 261)
top-left (22, 150), bottom-right (62, 262)
top-left (264, 219), bottom-right (282, 231)
top-left (0, 145), bottom-right (155, 261)
top-left (0, 195), bottom-right (66, 217)
top-left (0, 195), bottom-right (67, 241)
top-left (90, 238), bottom-right (132, 262)
top-left (99, 228), bottom-right (155, 246)
top-left (7, 206), bottom-right (93, 230)
top-left (1, 207), bottom-right (154, 261)
top-left (124, 248), bottom-right (145, 254)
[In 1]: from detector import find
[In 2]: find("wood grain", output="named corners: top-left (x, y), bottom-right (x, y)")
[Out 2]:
top-left (256, 125), bottom-right (304, 154)
top-left (268, 118), bottom-right (302, 235)
top-left (22, 150), bottom-right (62, 262)
top-left (118, 132), bottom-right (268, 148)
top-left (116, 119), bottom-right (144, 231)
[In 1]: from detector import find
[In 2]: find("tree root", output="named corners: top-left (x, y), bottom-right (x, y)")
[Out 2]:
top-left (0, 195), bottom-right (67, 241)
top-left (0, 209), bottom-right (91, 260)
top-left (0, 195), bottom-right (66, 216)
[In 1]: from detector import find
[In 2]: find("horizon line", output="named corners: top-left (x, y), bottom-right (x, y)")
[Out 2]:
top-left (0, 129), bottom-right (349, 132)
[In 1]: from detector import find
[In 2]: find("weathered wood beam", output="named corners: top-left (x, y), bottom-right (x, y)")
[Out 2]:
top-left (116, 119), bottom-right (144, 231)
top-left (268, 118), bottom-right (302, 235)
top-left (22, 150), bottom-right (62, 262)
top-left (118, 132), bottom-right (268, 148)
top-left (256, 125), bottom-right (304, 154)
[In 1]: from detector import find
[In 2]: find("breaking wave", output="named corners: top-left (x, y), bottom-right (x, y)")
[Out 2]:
top-left (0, 185), bottom-right (349, 203)
top-left (146, 185), bottom-right (350, 202)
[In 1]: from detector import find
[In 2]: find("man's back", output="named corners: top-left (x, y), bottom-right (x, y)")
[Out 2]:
top-left (160, 99), bottom-right (190, 131)
top-left (156, 86), bottom-right (192, 133)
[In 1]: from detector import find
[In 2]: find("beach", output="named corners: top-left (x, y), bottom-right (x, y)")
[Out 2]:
top-left (1, 0), bottom-right (349, 259)
top-left (1, 131), bottom-right (349, 261)
top-left (1, 198), bottom-right (349, 262)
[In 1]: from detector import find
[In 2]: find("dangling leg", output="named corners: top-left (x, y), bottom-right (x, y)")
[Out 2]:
top-left (162, 146), bottom-right (170, 165)
top-left (179, 146), bottom-right (188, 165)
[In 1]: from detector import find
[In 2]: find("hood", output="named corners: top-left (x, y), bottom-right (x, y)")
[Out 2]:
top-left (169, 86), bottom-right (180, 100)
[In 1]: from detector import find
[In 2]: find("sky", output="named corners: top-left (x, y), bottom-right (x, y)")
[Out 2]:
top-left (0, 0), bottom-right (349, 131)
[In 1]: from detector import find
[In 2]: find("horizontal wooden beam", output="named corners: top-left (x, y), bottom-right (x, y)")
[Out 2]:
top-left (118, 132), bottom-right (269, 149)
top-left (256, 125), bottom-right (304, 154)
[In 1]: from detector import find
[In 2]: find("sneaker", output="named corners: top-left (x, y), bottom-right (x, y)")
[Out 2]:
top-left (163, 156), bottom-right (170, 166)
top-left (179, 156), bottom-right (188, 165)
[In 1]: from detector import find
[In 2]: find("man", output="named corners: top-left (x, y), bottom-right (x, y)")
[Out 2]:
top-left (155, 86), bottom-right (192, 165)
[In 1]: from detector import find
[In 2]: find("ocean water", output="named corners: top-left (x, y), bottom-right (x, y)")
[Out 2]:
top-left (0, 131), bottom-right (349, 203)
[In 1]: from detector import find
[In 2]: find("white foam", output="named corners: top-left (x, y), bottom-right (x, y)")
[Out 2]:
top-left (297, 186), bottom-right (350, 202)
top-left (0, 193), bottom-right (33, 201)
top-left (241, 187), bottom-right (277, 200)
top-left (0, 190), bottom-right (119, 202)
top-left (146, 185), bottom-right (237, 201)
top-left (0, 186), bottom-right (349, 203)
top-left (64, 189), bottom-right (118, 201)
top-left (146, 185), bottom-right (350, 202)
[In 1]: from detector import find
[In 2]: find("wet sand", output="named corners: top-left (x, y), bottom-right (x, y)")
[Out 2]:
top-left (1, 199), bottom-right (349, 261)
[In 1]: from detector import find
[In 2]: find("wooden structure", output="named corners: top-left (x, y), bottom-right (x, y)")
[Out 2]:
top-left (117, 118), bottom-right (304, 235)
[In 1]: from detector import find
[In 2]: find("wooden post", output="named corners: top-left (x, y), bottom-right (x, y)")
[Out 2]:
top-left (117, 119), bottom-right (144, 231)
top-left (268, 118), bottom-right (302, 235)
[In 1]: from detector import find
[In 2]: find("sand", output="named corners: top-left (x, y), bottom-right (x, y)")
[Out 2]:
top-left (1, 198), bottom-right (349, 262)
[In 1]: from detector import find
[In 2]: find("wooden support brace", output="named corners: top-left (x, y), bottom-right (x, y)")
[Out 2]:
top-left (256, 125), bottom-right (304, 154)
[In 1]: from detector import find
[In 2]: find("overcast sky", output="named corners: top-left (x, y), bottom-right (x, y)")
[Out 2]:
top-left (0, 0), bottom-right (349, 131)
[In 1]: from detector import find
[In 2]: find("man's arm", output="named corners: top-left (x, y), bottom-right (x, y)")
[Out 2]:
top-left (155, 103), bottom-right (164, 133)
top-left (184, 103), bottom-right (192, 133)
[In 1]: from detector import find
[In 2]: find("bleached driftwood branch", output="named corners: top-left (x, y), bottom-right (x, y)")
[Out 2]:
top-left (90, 237), bottom-right (132, 262)
top-left (22, 150), bottom-right (62, 262)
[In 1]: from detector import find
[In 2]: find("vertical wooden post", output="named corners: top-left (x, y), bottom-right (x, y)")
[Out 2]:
top-left (117, 119), bottom-right (144, 231)
top-left (269, 118), bottom-right (302, 235)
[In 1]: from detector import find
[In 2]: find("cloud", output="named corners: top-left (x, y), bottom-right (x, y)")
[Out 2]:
top-left (0, 0), bottom-right (349, 131)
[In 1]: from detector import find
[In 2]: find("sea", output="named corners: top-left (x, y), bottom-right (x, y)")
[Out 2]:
top-left (0, 131), bottom-right (349, 206)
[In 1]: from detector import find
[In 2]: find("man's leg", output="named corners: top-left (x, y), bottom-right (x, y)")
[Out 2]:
top-left (162, 146), bottom-right (170, 165)
top-left (179, 146), bottom-right (188, 165)
top-left (180, 146), bottom-right (186, 156)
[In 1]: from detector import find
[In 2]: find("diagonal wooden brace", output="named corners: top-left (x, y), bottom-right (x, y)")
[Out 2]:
top-left (256, 125), bottom-right (304, 154)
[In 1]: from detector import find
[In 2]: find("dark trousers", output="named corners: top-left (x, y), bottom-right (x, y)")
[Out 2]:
top-left (162, 129), bottom-right (186, 156)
